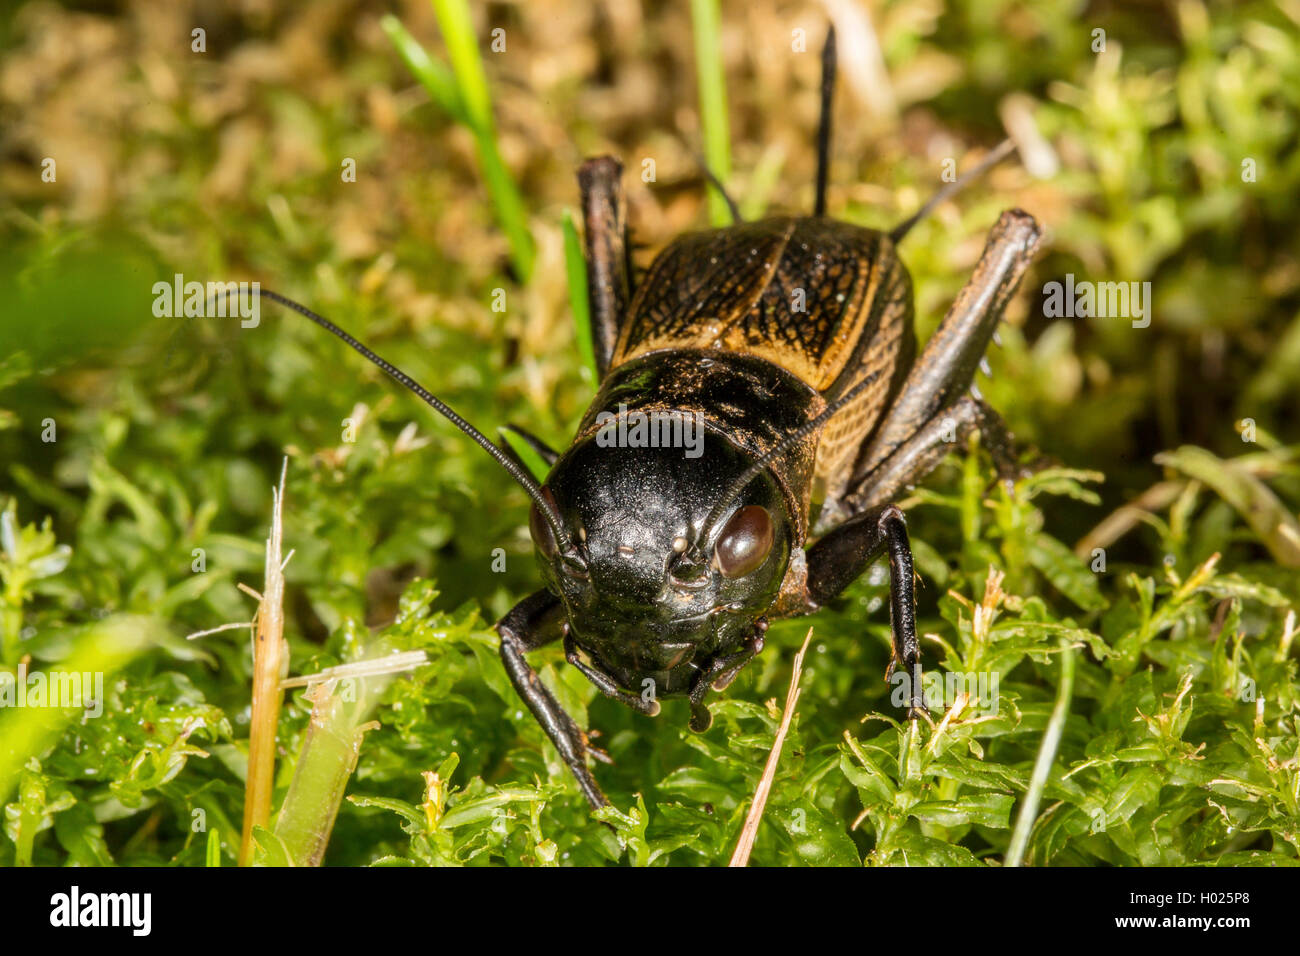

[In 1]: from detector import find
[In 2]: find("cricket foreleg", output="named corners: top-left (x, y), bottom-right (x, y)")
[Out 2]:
top-left (564, 634), bottom-right (660, 718)
top-left (497, 590), bottom-right (610, 809)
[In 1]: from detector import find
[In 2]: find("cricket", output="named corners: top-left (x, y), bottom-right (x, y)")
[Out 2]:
top-left (253, 28), bottom-right (1040, 808)
top-left (2, 0), bottom-right (1294, 880)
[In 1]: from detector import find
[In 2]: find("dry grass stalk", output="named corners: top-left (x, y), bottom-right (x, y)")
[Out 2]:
top-left (729, 627), bottom-right (814, 867)
top-left (239, 459), bottom-right (290, 866)
top-left (278, 650), bottom-right (429, 690)
top-left (1073, 479), bottom-right (1186, 559)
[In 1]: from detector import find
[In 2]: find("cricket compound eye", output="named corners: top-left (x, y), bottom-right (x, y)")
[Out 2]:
top-left (713, 505), bottom-right (774, 579)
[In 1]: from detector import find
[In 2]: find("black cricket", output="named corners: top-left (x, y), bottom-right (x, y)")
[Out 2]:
top-left (255, 28), bottom-right (1041, 809)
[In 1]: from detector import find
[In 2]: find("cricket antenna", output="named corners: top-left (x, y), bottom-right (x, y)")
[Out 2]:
top-left (238, 289), bottom-right (579, 561)
top-left (685, 366), bottom-right (882, 562)
top-left (890, 138), bottom-right (1018, 243)
top-left (813, 24), bottom-right (837, 217)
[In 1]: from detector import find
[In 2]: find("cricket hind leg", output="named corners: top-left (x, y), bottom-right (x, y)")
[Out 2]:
top-left (814, 208), bottom-right (1041, 534)
top-left (792, 211), bottom-right (1042, 716)
top-left (854, 208), bottom-right (1041, 480)
top-left (578, 157), bottom-right (632, 379)
top-left (796, 394), bottom-right (1020, 716)
top-left (845, 395), bottom-right (1025, 515)
top-left (794, 403), bottom-right (990, 720)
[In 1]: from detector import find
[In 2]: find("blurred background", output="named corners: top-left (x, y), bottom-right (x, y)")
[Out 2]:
top-left (4, 1), bottom-right (1298, 607)
top-left (1, 0), bottom-right (1298, 864)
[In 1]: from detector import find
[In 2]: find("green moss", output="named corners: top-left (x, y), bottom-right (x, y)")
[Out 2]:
top-left (0, 1), bottom-right (1297, 866)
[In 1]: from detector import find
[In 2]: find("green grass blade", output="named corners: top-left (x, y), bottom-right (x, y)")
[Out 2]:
top-left (0, 615), bottom-right (162, 805)
top-left (273, 684), bottom-right (376, 867)
top-left (562, 208), bottom-right (597, 382)
top-left (689, 0), bottom-right (732, 226)
top-left (384, 2), bottom-right (535, 282)
top-left (474, 142), bottom-right (535, 282)
top-left (431, 0), bottom-right (493, 133)
top-left (1154, 446), bottom-right (1300, 568)
top-left (739, 143), bottom-right (786, 220)
top-left (429, 0), bottom-right (535, 281)
top-left (1005, 640), bottom-right (1076, 867)
top-left (380, 15), bottom-right (466, 123)
top-left (205, 827), bottom-right (222, 867)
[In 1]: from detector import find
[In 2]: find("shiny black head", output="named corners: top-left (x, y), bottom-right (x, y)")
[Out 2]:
top-left (529, 429), bottom-right (792, 695)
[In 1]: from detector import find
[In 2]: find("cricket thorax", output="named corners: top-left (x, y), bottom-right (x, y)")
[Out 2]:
top-left (574, 349), bottom-right (824, 542)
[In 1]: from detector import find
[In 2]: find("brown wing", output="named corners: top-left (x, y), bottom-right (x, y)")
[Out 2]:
top-left (613, 216), bottom-right (915, 507)
top-left (615, 218), bottom-right (908, 392)
top-left (613, 219), bottom-right (796, 364)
